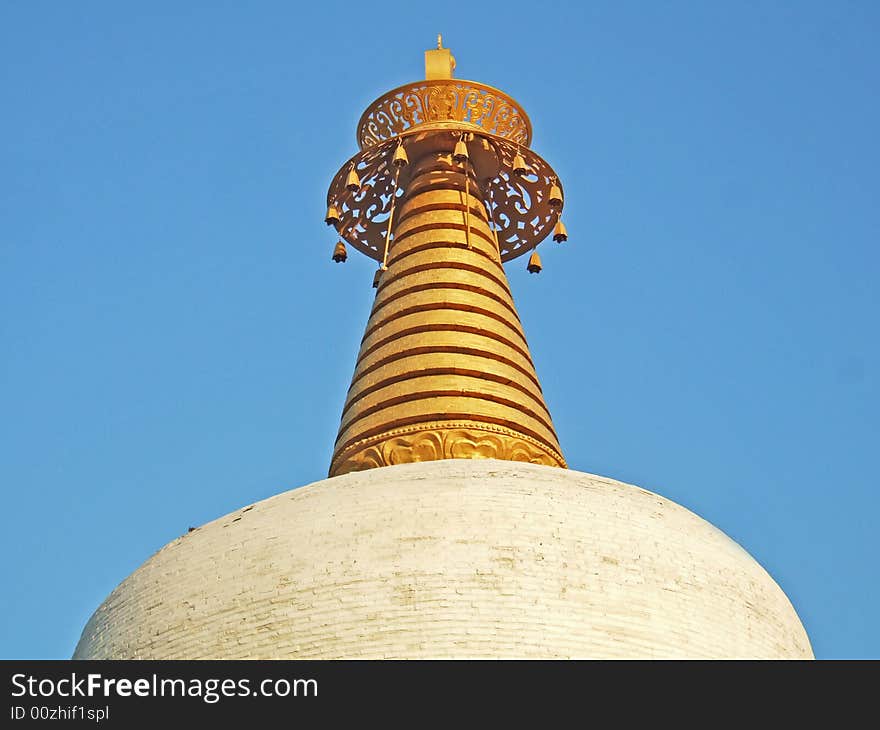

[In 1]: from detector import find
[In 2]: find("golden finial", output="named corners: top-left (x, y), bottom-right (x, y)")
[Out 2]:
top-left (437, 33), bottom-right (443, 49)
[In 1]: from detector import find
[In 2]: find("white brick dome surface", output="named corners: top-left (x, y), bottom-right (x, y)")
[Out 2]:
top-left (74, 460), bottom-right (812, 658)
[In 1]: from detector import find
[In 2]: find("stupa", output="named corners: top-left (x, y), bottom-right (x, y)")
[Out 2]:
top-left (73, 41), bottom-right (812, 659)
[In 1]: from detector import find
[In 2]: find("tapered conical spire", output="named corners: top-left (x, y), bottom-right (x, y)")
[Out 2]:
top-left (325, 43), bottom-right (568, 477)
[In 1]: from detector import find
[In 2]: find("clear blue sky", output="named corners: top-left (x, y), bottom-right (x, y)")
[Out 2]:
top-left (1, 1), bottom-right (877, 659)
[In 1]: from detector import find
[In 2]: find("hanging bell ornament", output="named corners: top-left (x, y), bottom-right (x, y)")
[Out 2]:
top-left (332, 241), bottom-right (347, 263)
top-left (345, 165), bottom-right (361, 192)
top-left (453, 137), bottom-right (469, 163)
top-left (552, 219), bottom-right (568, 243)
top-left (392, 142), bottom-right (409, 167)
top-left (372, 264), bottom-right (387, 289)
top-left (527, 251), bottom-right (542, 274)
top-left (324, 204), bottom-right (340, 227)
top-left (548, 182), bottom-right (563, 208)
top-left (512, 152), bottom-right (529, 177)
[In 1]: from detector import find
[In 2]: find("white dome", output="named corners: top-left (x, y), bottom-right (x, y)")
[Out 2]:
top-left (74, 460), bottom-right (812, 659)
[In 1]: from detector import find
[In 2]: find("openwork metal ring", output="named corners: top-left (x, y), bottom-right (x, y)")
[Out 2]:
top-left (327, 133), bottom-right (562, 263)
top-left (357, 79), bottom-right (532, 150)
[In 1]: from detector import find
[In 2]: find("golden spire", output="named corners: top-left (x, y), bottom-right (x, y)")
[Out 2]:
top-left (324, 42), bottom-right (568, 477)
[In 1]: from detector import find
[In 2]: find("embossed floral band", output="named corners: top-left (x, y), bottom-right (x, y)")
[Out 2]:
top-left (331, 423), bottom-right (565, 477)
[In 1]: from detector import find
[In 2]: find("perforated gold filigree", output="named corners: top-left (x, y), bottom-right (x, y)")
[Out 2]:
top-left (327, 137), bottom-right (563, 263)
top-left (357, 80), bottom-right (532, 150)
